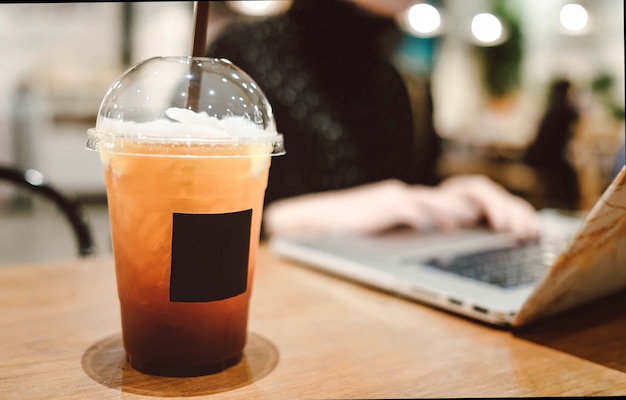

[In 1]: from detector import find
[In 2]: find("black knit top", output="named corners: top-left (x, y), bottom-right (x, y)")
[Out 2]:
top-left (208, 0), bottom-right (436, 205)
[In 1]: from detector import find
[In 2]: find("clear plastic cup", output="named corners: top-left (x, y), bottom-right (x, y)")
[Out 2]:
top-left (86, 56), bottom-right (284, 376)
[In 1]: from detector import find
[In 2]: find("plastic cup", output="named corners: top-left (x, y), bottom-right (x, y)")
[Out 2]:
top-left (86, 56), bottom-right (284, 376)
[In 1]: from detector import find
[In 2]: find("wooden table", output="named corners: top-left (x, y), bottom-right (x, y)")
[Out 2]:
top-left (2, 244), bottom-right (626, 399)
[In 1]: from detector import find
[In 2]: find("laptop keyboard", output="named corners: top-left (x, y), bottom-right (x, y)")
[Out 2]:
top-left (418, 235), bottom-right (570, 288)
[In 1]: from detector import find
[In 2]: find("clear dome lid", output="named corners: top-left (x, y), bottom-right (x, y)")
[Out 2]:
top-left (86, 56), bottom-right (284, 155)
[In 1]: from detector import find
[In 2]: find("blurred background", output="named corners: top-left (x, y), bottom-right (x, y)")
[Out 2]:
top-left (0, 1), bottom-right (624, 262)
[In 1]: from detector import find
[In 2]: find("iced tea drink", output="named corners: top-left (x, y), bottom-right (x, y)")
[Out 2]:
top-left (101, 141), bottom-right (271, 376)
top-left (87, 56), bottom-right (283, 376)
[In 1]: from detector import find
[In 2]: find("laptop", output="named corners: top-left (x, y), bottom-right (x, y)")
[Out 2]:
top-left (269, 167), bottom-right (626, 327)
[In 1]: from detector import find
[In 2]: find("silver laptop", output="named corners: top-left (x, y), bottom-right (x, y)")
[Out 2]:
top-left (269, 167), bottom-right (626, 327)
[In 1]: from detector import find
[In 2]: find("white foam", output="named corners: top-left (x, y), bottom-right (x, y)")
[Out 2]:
top-left (96, 107), bottom-right (277, 140)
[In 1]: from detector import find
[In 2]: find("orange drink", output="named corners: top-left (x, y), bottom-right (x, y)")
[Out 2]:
top-left (87, 57), bottom-right (284, 376)
top-left (102, 141), bottom-right (271, 376)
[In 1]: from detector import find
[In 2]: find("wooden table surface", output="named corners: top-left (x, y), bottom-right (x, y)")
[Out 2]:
top-left (1, 244), bottom-right (626, 399)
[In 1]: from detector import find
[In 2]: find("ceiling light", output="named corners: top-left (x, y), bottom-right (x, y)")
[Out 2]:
top-left (559, 3), bottom-right (590, 34)
top-left (397, 3), bottom-right (443, 38)
top-left (226, 1), bottom-right (291, 17)
top-left (471, 13), bottom-right (506, 46)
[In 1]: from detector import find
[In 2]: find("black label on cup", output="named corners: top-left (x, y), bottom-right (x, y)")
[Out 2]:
top-left (170, 210), bottom-right (251, 302)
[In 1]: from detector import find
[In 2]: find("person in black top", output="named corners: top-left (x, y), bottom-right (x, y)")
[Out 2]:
top-left (208, 0), bottom-right (540, 239)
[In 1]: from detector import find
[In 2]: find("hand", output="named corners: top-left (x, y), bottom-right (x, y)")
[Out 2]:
top-left (437, 175), bottom-right (541, 239)
top-left (263, 177), bottom-right (540, 240)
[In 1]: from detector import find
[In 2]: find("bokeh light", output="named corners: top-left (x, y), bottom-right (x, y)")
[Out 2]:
top-left (406, 3), bottom-right (442, 36)
top-left (471, 13), bottom-right (504, 45)
top-left (559, 3), bottom-right (589, 33)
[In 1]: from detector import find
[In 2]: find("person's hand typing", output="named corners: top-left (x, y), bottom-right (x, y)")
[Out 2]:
top-left (263, 177), bottom-right (540, 240)
top-left (437, 175), bottom-right (541, 240)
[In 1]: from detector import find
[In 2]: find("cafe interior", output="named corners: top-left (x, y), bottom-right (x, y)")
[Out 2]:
top-left (0, 0), bottom-right (623, 262)
top-left (1, 1), bottom-right (626, 398)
